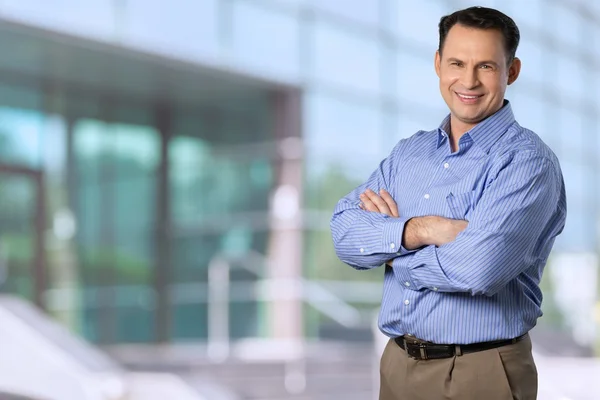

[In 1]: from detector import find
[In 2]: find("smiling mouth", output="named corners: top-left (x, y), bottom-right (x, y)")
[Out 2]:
top-left (455, 92), bottom-right (484, 104)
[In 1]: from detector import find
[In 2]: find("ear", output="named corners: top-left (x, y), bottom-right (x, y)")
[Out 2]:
top-left (507, 57), bottom-right (521, 85)
top-left (435, 51), bottom-right (441, 78)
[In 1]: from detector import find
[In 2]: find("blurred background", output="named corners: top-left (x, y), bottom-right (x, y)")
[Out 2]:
top-left (0, 0), bottom-right (598, 399)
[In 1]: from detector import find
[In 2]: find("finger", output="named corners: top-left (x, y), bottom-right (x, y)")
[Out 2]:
top-left (360, 193), bottom-right (379, 212)
top-left (379, 189), bottom-right (399, 217)
top-left (364, 189), bottom-right (392, 216)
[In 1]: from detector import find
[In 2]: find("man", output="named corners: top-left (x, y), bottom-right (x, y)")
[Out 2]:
top-left (330, 6), bottom-right (566, 400)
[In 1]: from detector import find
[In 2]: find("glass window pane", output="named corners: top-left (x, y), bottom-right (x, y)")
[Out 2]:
top-left (0, 174), bottom-right (36, 301)
top-left (231, 1), bottom-right (301, 79)
top-left (0, 108), bottom-right (44, 168)
top-left (397, 111), bottom-right (431, 141)
top-left (304, 90), bottom-right (382, 163)
top-left (503, 0), bottom-right (543, 31)
top-left (454, 0), bottom-right (498, 7)
top-left (397, 52), bottom-right (445, 109)
top-left (0, 0), bottom-right (115, 39)
top-left (124, 0), bottom-right (219, 59)
top-left (509, 91), bottom-right (547, 140)
top-left (381, 45), bottom-right (397, 99)
top-left (312, 22), bottom-right (380, 93)
top-left (0, 82), bottom-right (44, 168)
top-left (558, 108), bottom-right (584, 158)
top-left (555, 162), bottom-right (593, 252)
top-left (516, 36), bottom-right (544, 85)
top-left (548, 2), bottom-right (581, 48)
top-left (394, 1), bottom-right (452, 49)
top-left (310, 0), bottom-right (379, 26)
top-left (74, 115), bottom-right (159, 343)
top-left (554, 52), bottom-right (584, 101)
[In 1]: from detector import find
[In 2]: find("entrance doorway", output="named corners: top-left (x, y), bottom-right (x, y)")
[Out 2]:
top-left (0, 164), bottom-right (46, 309)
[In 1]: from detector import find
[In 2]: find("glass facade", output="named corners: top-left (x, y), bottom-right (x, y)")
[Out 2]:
top-left (0, 0), bottom-right (598, 351)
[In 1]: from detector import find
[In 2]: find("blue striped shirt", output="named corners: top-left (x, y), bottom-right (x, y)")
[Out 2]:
top-left (330, 102), bottom-right (567, 344)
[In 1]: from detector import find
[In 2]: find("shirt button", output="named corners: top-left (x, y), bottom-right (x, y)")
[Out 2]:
top-left (360, 248), bottom-right (364, 253)
top-left (432, 287), bottom-right (438, 291)
top-left (390, 243), bottom-right (395, 249)
top-left (424, 194), bottom-right (430, 199)
top-left (404, 282), bottom-right (410, 287)
top-left (404, 299), bottom-right (410, 305)
top-left (444, 163), bottom-right (449, 169)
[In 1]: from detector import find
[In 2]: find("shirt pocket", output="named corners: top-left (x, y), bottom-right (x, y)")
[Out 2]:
top-left (446, 190), bottom-right (475, 220)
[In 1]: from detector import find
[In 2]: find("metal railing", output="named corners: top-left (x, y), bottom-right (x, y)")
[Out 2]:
top-left (206, 250), bottom-right (367, 395)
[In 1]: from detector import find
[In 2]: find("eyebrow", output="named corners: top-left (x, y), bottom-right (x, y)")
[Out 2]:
top-left (447, 58), bottom-right (500, 67)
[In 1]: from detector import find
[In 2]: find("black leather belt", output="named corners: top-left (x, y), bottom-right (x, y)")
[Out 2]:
top-left (394, 333), bottom-right (528, 360)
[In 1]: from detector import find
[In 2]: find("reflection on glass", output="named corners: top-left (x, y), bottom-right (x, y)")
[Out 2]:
top-left (169, 105), bottom-right (272, 340)
top-left (312, 21), bottom-right (381, 93)
top-left (231, 1), bottom-right (301, 78)
top-left (74, 117), bottom-right (159, 343)
top-left (0, 108), bottom-right (43, 168)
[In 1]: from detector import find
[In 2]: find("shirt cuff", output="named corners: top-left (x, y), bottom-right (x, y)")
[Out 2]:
top-left (391, 256), bottom-right (418, 290)
top-left (394, 245), bottom-right (444, 293)
top-left (381, 216), bottom-right (417, 255)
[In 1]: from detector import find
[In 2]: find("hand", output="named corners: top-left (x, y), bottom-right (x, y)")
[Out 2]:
top-left (404, 216), bottom-right (468, 249)
top-left (359, 189), bottom-right (399, 217)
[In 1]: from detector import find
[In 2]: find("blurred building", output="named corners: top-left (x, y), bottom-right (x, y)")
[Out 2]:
top-left (0, 0), bottom-right (598, 354)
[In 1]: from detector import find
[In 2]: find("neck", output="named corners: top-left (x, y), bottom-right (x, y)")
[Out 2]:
top-left (448, 116), bottom-right (476, 152)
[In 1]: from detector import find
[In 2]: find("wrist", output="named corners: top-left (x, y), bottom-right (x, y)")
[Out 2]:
top-left (403, 217), bottom-right (427, 249)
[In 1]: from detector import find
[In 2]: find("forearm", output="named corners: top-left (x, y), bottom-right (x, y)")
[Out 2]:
top-left (385, 216), bottom-right (462, 266)
top-left (401, 217), bottom-right (430, 250)
top-left (394, 227), bottom-right (541, 295)
top-left (331, 206), bottom-right (412, 270)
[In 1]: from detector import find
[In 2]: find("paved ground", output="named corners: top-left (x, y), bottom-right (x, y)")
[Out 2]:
top-left (535, 353), bottom-right (600, 400)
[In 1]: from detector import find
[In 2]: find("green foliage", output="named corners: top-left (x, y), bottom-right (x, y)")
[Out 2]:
top-left (79, 247), bottom-right (151, 285)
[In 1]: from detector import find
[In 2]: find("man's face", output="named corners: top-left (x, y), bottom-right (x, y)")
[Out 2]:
top-left (435, 24), bottom-right (520, 130)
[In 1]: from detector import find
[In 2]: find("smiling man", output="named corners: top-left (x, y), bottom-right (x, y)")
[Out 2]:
top-left (330, 6), bottom-right (566, 400)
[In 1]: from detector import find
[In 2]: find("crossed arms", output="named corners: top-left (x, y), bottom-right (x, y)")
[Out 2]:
top-left (330, 144), bottom-right (564, 297)
top-left (358, 188), bottom-right (468, 265)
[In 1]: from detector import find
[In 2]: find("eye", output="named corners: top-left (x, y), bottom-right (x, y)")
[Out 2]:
top-left (480, 64), bottom-right (492, 69)
top-left (450, 62), bottom-right (463, 67)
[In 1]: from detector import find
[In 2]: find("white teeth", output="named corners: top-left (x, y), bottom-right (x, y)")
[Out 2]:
top-left (458, 94), bottom-right (478, 99)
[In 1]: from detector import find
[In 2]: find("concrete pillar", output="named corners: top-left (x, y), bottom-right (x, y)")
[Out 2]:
top-left (265, 90), bottom-right (304, 340)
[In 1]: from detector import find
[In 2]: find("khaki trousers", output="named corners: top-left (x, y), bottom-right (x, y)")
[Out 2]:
top-left (379, 334), bottom-right (537, 400)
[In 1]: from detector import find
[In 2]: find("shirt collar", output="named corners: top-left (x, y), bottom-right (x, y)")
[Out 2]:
top-left (437, 100), bottom-right (515, 153)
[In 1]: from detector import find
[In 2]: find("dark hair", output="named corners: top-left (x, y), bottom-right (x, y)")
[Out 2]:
top-left (438, 6), bottom-right (520, 64)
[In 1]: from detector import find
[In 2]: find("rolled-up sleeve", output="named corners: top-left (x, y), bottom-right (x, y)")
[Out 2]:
top-left (393, 151), bottom-right (566, 295)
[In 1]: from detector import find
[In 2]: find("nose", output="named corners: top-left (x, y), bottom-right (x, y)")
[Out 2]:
top-left (460, 67), bottom-right (480, 90)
